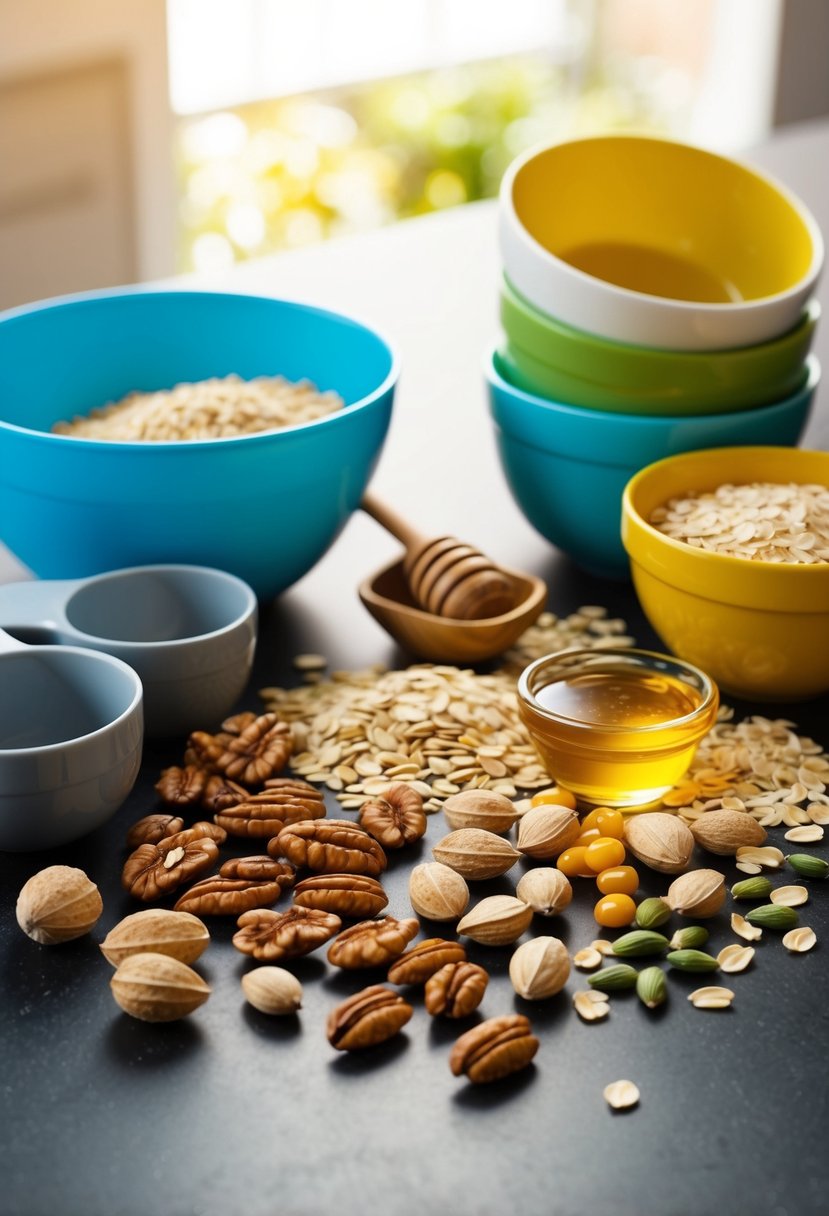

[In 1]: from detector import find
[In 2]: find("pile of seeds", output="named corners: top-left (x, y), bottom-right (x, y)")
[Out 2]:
top-left (52, 374), bottom-right (343, 441)
top-left (667, 708), bottom-right (829, 828)
top-left (260, 608), bottom-right (634, 814)
top-left (649, 481), bottom-right (829, 563)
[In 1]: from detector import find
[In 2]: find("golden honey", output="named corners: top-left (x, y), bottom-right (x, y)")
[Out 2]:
top-left (517, 648), bottom-right (719, 809)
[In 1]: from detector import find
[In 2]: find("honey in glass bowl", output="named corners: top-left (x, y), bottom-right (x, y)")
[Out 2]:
top-left (517, 648), bottom-right (719, 808)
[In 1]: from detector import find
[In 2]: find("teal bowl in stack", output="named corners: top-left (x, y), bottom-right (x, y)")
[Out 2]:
top-left (490, 134), bottom-right (824, 576)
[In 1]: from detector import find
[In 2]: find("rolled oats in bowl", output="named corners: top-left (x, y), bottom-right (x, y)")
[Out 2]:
top-left (649, 481), bottom-right (829, 564)
top-left (53, 374), bottom-right (343, 441)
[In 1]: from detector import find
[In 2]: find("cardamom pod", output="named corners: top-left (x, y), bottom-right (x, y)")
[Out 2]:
top-left (587, 964), bottom-right (638, 992)
top-left (786, 854), bottom-right (829, 880)
top-left (668, 925), bottom-right (709, 950)
top-left (636, 966), bottom-right (667, 1010)
top-left (666, 949), bottom-right (720, 972)
top-left (611, 930), bottom-right (669, 958)
top-left (730, 877), bottom-right (773, 901)
top-left (745, 904), bottom-right (799, 931)
top-left (634, 897), bottom-right (671, 930)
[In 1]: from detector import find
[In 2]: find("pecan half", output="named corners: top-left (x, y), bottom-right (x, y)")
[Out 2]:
top-left (327, 916), bottom-right (419, 969)
top-left (189, 713), bottom-right (293, 785)
top-left (449, 1015), bottom-right (539, 1084)
top-left (121, 838), bottom-right (219, 901)
top-left (273, 820), bottom-right (387, 877)
top-left (292, 874), bottom-right (388, 919)
top-left (358, 784), bottom-right (427, 850)
top-left (215, 781), bottom-right (325, 838)
top-left (232, 906), bottom-right (341, 960)
top-left (164, 822), bottom-right (228, 849)
top-left (155, 765), bottom-right (208, 807)
top-left (425, 961), bottom-right (489, 1018)
top-left (126, 814), bottom-right (185, 849)
top-left (221, 711), bottom-right (258, 735)
top-left (220, 856), bottom-right (295, 886)
top-left (386, 938), bottom-right (467, 985)
top-left (201, 774), bottom-right (249, 815)
top-left (327, 985), bottom-right (413, 1051)
top-left (174, 875), bottom-right (284, 916)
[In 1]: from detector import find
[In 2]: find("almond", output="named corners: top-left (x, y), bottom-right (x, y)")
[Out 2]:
top-left (666, 869), bottom-right (726, 918)
top-left (442, 790), bottom-right (517, 833)
top-left (516, 806), bottom-right (580, 859)
top-left (432, 829), bottom-right (520, 880)
top-left (690, 810), bottom-right (767, 856)
top-left (623, 813), bottom-right (694, 873)
top-left (456, 895), bottom-right (533, 946)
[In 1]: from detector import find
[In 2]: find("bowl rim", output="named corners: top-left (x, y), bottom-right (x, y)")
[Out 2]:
top-left (500, 132), bottom-right (825, 315)
top-left (621, 445), bottom-right (829, 605)
top-left (0, 287), bottom-right (401, 450)
top-left (517, 646), bottom-right (718, 740)
top-left (500, 274), bottom-right (821, 370)
top-left (486, 345), bottom-right (820, 429)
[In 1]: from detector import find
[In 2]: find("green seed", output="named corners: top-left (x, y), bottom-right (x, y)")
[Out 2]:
top-left (666, 949), bottom-right (720, 973)
top-left (730, 877), bottom-right (773, 901)
top-left (669, 926), bottom-right (709, 950)
top-left (634, 897), bottom-right (672, 930)
top-left (587, 964), bottom-right (638, 992)
top-left (636, 966), bottom-right (667, 1010)
top-left (611, 930), bottom-right (669, 957)
top-left (786, 854), bottom-right (829, 880)
top-left (745, 904), bottom-right (799, 930)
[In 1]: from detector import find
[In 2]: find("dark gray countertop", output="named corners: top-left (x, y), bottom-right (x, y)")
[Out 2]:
top-left (1, 119), bottom-right (828, 1216)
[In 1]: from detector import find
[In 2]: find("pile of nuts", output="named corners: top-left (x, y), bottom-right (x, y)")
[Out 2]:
top-left (14, 695), bottom-right (828, 1097)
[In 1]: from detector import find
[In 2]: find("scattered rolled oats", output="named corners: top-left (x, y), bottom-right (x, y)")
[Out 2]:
top-left (574, 990), bottom-right (610, 1022)
top-left (770, 885), bottom-right (809, 908)
top-left (650, 482), bottom-right (829, 564)
top-left (731, 913), bottom-right (763, 943)
top-left (784, 824), bottom-right (825, 844)
top-left (782, 927), bottom-right (817, 953)
top-left (260, 607), bottom-right (631, 812)
top-left (573, 947), bottom-right (603, 971)
top-left (716, 944), bottom-right (755, 973)
top-left (688, 986), bottom-right (735, 1010)
top-left (603, 1079), bottom-right (639, 1110)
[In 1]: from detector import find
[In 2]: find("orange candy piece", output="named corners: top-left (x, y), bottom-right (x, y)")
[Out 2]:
top-left (574, 828), bottom-right (601, 847)
top-left (556, 846), bottom-right (594, 878)
top-left (594, 893), bottom-right (637, 928)
top-left (531, 787), bottom-right (578, 811)
top-left (584, 836), bottom-right (627, 873)
top-left (595, 865), bottom-right (640, 896)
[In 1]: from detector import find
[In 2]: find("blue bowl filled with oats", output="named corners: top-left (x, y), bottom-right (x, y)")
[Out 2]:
top-left (0, 289), bottom-right (398, 599)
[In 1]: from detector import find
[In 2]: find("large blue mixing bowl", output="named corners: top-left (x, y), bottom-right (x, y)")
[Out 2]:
top-left (486, 347), bottom-right (818, 579)
top-left (0, 290), bottom-right (398, 599)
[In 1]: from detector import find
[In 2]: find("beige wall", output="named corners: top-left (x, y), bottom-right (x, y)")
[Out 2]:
top-left (0, 0), bottom-right (174, 304)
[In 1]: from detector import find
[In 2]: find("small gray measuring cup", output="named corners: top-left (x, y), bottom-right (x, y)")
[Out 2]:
top-left (0, 627), bottom-right (143, 851)
top-left (0, 565), bottom-right (258, 738)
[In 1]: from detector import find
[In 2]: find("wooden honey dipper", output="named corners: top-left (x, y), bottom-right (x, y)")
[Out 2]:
top-left (361, 493), bottom-right (518, 621)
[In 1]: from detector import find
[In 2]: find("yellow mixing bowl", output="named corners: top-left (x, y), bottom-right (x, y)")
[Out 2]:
top-left (500, 135), bottom-right (824, 351)
top-left (622, 447), bottom-right (829, 701)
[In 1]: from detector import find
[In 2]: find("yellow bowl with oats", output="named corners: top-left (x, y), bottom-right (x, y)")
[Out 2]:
top-left (622, 446), bottom-right (829, 701)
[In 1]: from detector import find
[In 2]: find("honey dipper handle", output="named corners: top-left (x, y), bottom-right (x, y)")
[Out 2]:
top-left (361, 492), bottom-right (426, 552)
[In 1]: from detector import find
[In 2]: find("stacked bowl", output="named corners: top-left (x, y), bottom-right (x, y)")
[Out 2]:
top-left (488, 134), bottom-right (823, 578)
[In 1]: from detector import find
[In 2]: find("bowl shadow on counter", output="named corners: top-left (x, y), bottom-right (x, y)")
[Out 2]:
top-left (452, 1063), bottom-right (538, 1109)
top-left (104, 1015), bottom-right (205, 1067)
top-left (242, 1004), bottom-right (302, 1041)
top-left (329, 1032), bottom-right (411, 1076)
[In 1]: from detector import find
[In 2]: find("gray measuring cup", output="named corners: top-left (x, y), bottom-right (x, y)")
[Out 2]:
top-left (0, 565), bottom-right (258, 738)
top-left (0, 627), bottom-right (143, 851)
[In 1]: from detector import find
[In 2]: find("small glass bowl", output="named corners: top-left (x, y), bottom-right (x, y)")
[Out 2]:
top-left (517, 647), bottom-right (719, 809)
